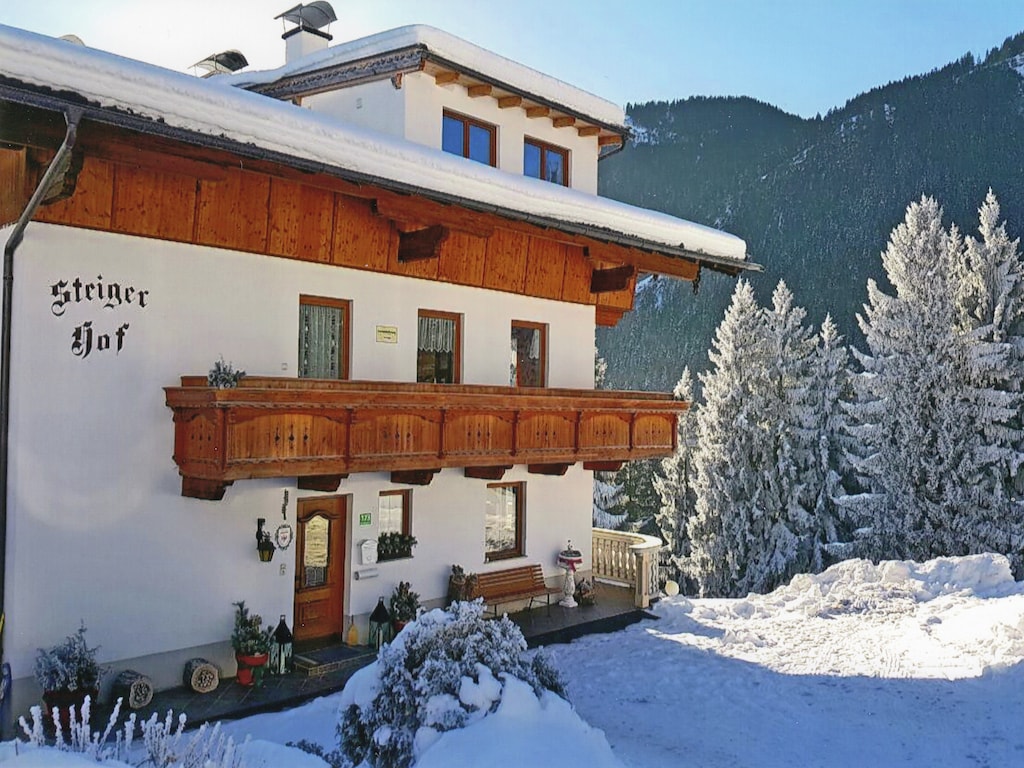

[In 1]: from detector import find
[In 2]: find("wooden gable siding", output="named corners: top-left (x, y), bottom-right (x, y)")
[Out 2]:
top-left (31, 153), bottom-right (636, 320)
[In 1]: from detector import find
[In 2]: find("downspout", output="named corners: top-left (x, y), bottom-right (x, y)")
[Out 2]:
top-left (0, 108), bottom-right (81, 666)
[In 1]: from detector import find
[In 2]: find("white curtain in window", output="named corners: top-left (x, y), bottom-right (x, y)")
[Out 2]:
top-left (299, 303), bottom-right (341, 378)
top-left (418, 315), bottom-right (455, 353)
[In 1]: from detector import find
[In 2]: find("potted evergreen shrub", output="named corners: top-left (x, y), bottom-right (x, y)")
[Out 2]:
top-left (389, 580), bottom-right (421, 633)
top-left (34, 623), bottom-right (106, 731)
top-left (231, 601), bottom-right (273, 686)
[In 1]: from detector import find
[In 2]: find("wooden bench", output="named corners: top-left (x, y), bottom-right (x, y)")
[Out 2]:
top-left (472, 564), bottom-right (562, 617)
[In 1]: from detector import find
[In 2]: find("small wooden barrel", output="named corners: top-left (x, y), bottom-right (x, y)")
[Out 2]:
top-left (111, 670), bottom-right (153, 710)
top-left (183, 658), bottom-right (220, 694)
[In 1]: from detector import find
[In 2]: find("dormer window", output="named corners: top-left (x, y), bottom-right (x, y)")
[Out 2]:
top-left (524, 138), bottom-right (568, 186)
top-left (442, 110), bottom-right (496, 166)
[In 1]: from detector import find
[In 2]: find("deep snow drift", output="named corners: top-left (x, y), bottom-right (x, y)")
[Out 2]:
top-left (3, 553), bottom-right (1023, 767)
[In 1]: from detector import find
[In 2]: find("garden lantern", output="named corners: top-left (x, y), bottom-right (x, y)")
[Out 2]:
top-left (270, 614), bottom-right (293, 675)
top-left (368, 597), bottom-right (392, 650)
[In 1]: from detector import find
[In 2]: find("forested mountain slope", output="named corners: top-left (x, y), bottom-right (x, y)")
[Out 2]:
top-left (598, 34), bottom-right (1024, 390)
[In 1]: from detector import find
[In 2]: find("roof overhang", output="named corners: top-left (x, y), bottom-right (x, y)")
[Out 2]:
top-left (0, 78), bottom-right (759, 279)
top-left (240, 45), bottom-right (630, 153)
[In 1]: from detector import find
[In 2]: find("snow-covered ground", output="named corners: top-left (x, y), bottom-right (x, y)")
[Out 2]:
top-left (4, 553), bottom-right (1024, 767)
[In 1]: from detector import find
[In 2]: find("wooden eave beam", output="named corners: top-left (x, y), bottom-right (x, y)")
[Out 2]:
top-left (590, 265), bottom-right (635, 293)
top-left (464, 466), bottom-right (512, 480)
top-left (467, 84), bottom-right (493, 98)
top-left (552, 116), bottom-right (576, 128)
top-left (525, 106), bottom-right (550, 119)
top-left (391, 469), bottom-right (440, 485)
top-left (528, 463), bottom-right (572, 476)
top-left (577, 126), bottom-right (601, 138)
top-left (598, 135), bottom-right (624, 148)
top-left (398, 225), bottom-right (449, 262)
top-left (583, 461), bottom-right (623, 472)
top-left (434, 70), bottom-right (460, 85)
top-left (374, 194), bottom-right (495, 239)
top-left (297, 474), bottom-right (347, 491)
top-left (586, 245), bottom-right (699, 282)
top-left (498, 96), bottom-right (523, 108)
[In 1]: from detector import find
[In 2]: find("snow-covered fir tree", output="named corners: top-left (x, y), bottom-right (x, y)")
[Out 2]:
top-left (593, 472), bottom-right (626, 530)
top-left (653, 367), bottom-right (698, 588)
top-left (806, 315), bottom-right (850, 569)
top-left (687, 281), bottom-right (808, 595)
top-left (846, 196), bottom-right (983, 561)
top-left (952, 191), bottom-right (1024, 571)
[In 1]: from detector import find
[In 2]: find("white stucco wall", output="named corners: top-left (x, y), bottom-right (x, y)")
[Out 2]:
top-left (2, 223), bottom-right (595, 701)
top-left (301, 73), bottom-right (601, 193)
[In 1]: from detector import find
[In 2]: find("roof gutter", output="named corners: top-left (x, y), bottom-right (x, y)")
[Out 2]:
top-left (0, 107), bottom-right (81, 663)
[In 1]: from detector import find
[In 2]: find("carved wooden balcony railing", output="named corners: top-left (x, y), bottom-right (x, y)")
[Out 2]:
top-left (165, 376), bottom-right (687, 500)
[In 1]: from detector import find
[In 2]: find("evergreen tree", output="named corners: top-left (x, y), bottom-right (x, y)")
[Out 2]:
top-left (846, 197), bottom-right (979, 560)
top-left (688, 280), bottom-right (765, 596)
top-left (653, 368), bottom-right (698, 588)
top-left (687, 280), bottom-right (818, 596)
top-left (806, 315), bottom-right (850, 568)
top-left (953, 191), bottom-right (1024, 571)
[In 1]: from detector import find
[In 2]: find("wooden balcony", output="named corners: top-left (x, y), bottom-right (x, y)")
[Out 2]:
top-left (164, 376), bottom-right (687, 499)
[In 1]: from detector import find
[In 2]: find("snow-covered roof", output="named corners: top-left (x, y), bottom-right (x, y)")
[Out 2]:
top-left (0, 25), bottom-right (750, 268)
top-left (230, 24), bottom-right (627, 131)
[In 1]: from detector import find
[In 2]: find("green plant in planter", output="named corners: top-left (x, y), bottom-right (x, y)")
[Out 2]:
top-left (231, 601), bottom-right (273, 656)
top-left (389, 581), bottom-right (421, 624)
top-left (34, 623), bottom-right (106, 694)
top-left (378, 532), bottom-right (417, 561)
top-left (208, 357), bottom-right (246, 389)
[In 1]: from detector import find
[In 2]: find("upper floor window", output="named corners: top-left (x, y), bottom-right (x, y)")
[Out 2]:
top-left (442, 111), bottom-right (496, 166)
top-left (524, 138), bottom-right (568, 186)
top-left (417, 309), bottom-right (461, 384)
top-left (510, 321), bottom-right (546, 387)
top-left (298, 295), bottom-right (350, 379)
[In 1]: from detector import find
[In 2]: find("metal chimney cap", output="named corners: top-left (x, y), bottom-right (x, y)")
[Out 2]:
top-left (275, 2), bottom-right (337, 31)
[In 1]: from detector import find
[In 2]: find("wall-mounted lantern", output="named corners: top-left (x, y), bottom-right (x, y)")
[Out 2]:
top-left (256, 518), bottom-right (275, 562)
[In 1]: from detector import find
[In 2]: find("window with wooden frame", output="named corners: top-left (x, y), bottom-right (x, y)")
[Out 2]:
top-left (417, 309), bottom-right (461, 384)
top-left (509, 320), bottom-right (547, 387)
top-left (442, 110), bottom-right (497, 166)
top-left (524, 138), bottom-right (568, 186)
top-left (298, 295), bottom-right (350, 379)
top-left (378, 489), bottom-right (412, 537)
top-left (485, 482), bottom-right (525, 562)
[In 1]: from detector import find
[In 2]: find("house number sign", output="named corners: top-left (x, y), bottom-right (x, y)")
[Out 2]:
top-left (49, 275), bottom-right (150, 359)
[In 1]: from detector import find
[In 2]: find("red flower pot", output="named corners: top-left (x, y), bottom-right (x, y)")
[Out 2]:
top-left (235, 653), bottom-right (268, 686)
top-left (43, 688), bottom-right (98, 733)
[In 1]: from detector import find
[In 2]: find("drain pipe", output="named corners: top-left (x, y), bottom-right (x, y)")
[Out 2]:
top-left (0, 108), bottom-right (81, 665)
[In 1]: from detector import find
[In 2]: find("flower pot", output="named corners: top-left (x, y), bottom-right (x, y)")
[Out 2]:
top-left (235, 653), bottom-right (268, 686)
top-left (43, 688), bottom-right (98, 734)
top-left (392, 619), bottom-right (408, 635)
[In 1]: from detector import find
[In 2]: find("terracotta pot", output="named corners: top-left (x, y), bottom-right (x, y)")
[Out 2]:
top-left (235, 653), bottom-right (268, 686)
top-left (43, 687), bottom-right (98, 733)
top-left (392, 619), bottom-right (408, 635)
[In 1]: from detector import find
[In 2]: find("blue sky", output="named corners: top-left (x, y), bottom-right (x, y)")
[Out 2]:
top-left (4, 1), bottom-right (1024, 117)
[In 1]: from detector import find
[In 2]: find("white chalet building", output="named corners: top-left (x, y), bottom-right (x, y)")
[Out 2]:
top-left (0, 6), bottom-right (754, 720)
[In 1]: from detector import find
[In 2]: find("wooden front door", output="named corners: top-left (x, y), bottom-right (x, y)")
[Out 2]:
top-left (294, 496), bottom-right (347, 642)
